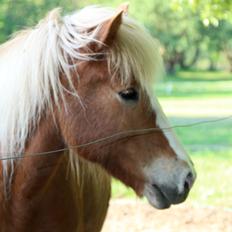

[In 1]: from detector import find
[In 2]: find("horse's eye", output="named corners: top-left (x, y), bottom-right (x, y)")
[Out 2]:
top-left (118, 88), bottom-right (139, 102)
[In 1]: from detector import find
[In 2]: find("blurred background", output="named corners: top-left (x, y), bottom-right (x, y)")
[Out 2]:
top-left (1, 0), bottom-right (231, 231)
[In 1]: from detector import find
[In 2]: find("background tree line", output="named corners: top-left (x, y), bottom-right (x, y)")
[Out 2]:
top-left (0, 0), bottom-right (232, 74)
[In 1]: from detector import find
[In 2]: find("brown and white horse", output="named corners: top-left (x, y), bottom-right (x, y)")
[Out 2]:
top-left (0, 5), bottom-right (196, 232)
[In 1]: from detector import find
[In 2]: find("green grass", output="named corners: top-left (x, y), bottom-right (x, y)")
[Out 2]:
top-left (170, 117), bottom-right (232, 148)
top-left (189, 150), bottom-right (232, 208)
top-left (176, 70), bottom-right (232, 81)
top-left (112, 71), bottom-right (232, 208)
top-left (155, 70), bottom-right (232, 98)
top-left (155, 73), bottom-right (232, 98)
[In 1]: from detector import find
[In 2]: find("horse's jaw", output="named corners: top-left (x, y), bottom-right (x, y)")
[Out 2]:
top-left (143, 183), bottom-right (171, 209)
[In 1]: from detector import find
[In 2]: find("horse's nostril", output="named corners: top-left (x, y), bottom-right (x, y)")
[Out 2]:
top-left (184, 172), bottom-right (194, 191)
top-left (184, 180), bottom-right (189, 191)
top-left (187, 172), bottom-right (193, 179)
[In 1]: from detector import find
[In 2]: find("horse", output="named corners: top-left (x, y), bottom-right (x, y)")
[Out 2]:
top-left (0, 5), bottom-right (196, 232)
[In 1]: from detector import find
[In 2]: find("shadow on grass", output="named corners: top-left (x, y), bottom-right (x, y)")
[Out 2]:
top-left (168, 116), bottom-right (232, 152)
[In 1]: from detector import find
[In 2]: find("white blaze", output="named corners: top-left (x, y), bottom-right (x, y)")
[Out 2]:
top-left (151, 96), bottom-right (194, 169)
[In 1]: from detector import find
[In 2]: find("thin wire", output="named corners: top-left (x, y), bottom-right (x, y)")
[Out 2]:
top-left (0, 115), bottom-right (232, 161)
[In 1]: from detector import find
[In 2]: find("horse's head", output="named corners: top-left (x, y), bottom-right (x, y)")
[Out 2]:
top-left (58, 6), bottom-right (196, 209)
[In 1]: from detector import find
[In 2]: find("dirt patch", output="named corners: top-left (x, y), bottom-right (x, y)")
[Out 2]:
top-left (102, 199), bottom-right (232, 232)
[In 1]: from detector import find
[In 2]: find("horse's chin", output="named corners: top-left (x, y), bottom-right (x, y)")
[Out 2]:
top-left (143, 183), bottom-right (171, 210)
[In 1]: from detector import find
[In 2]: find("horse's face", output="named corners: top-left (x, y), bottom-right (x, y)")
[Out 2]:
top-left (59, 8), bottom-right (196, 209)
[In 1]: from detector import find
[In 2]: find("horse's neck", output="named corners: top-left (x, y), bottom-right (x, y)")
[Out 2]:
top-left (1, 113), bottom-right (80, 232)
top-left (0, 112), bottom-right (111, 232)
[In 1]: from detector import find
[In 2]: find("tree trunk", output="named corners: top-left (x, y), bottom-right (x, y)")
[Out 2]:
top-left (208, 58), bottom-right (217, 71)
top-left (165, 51), bottom-right (182, 75)
top-left (165, 60), bottom-right (176, 74)
top-left (226, 51), bottom-right (232, 72)
top-left (179, 47), bottom-right (200, 70)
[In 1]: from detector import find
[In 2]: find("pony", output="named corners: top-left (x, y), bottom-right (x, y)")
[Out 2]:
top-left (0, 4), bottom-right (196, 232)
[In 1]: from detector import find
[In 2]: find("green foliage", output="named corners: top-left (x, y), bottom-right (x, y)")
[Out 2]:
top-left (0, 0), bottom-right (78, 43)
top-left (0, 0), bottom-right (232, 73)
top-left (181, 0), bottom-right (232, 23)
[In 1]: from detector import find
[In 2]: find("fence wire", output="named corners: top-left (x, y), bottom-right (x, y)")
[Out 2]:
top-left (0, 115), bottom-right (231, 161)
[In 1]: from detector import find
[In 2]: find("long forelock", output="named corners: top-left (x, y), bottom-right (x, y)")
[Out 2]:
top-left (0, 6), bottom-right (163, 187)
top-left (108, 16), bottom-right (163, 96)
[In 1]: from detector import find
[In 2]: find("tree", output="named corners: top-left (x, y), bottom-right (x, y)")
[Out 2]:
top-left (0, 0), bottom-right (78, 43)
top-left (173, 0), bottom-right (232, 23)
top-left (1, 0), bottom-right (232, 73)
top-left (145, 1), bottom-right (202, 73)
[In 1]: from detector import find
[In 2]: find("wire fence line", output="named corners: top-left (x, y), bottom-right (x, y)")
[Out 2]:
top-left (0, 115), bottom-right (231, 161)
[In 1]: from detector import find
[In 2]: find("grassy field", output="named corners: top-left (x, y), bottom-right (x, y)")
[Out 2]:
top-left (112, 71), bottom-right (232, 208)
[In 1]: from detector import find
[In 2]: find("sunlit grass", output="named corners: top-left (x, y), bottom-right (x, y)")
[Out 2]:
top-left (189, 150), bottom-right (232, 208)
top-left (160, 98), bottom-right (232, 117)
top-left (177, 70), bottom-right (232, 80)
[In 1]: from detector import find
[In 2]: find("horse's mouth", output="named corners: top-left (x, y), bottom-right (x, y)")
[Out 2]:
top-left (143, 183), bottom-right (171, 209)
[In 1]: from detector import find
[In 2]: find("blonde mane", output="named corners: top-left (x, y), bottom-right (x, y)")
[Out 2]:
top-left (0, 6), bottom-right (162, 185)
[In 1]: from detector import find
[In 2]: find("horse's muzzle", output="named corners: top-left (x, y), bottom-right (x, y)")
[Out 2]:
top-left (155, 171), bottom-right (194, 203)
top-left (143, 161), bottom-right (196, 209)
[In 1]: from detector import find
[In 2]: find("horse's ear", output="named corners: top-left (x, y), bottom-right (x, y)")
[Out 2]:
top-left (96, 9), bottom-right (124, 48)
top-left (117, 3), bottom-right (129, 15)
